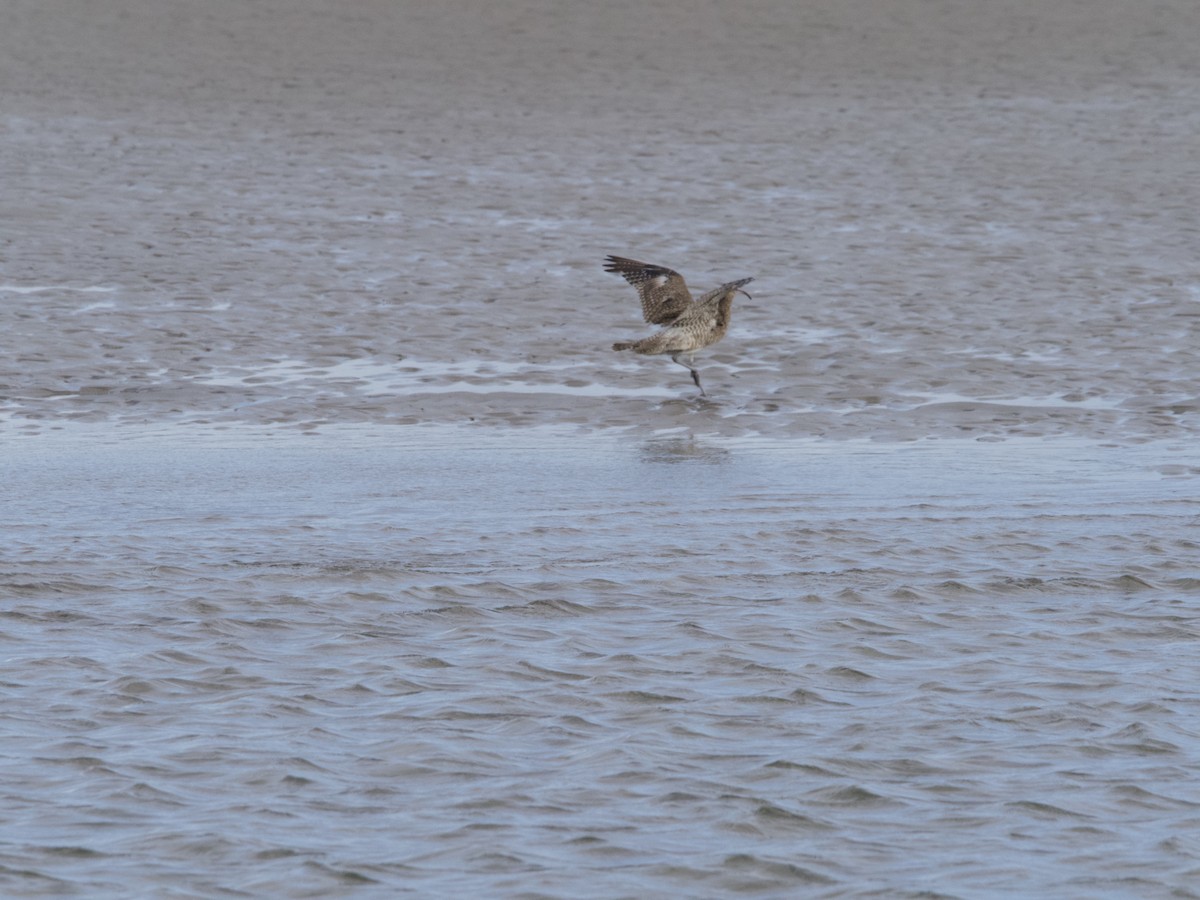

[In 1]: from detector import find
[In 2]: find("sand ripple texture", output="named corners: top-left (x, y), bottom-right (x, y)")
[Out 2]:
top-left (2, 0), bottom-right (1200, 897)
top-left (1, 0), bottom-right (1199, 441)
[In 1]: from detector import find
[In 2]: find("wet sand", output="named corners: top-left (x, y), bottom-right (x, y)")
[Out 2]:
top-left (2, 0), bottom-right (1198, 440)
top-left (2, 0), bottom-right (1200, 896)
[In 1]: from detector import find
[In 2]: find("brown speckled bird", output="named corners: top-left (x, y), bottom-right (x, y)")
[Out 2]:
top-left (606, 255), bottom-right (753, 397)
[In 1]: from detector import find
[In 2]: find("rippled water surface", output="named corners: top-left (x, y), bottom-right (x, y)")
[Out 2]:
top-left (3, 428), bottom-right (1198, 897)
top-left (4, 0), bottom-right (1200, 894)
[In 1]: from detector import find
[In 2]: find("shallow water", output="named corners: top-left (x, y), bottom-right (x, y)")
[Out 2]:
top-left (3, 0), bottom-right (1200, 895)
top-left (3, 427), bottom-right (1199, 897)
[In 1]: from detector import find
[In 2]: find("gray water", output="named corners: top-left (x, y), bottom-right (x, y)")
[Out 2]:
top-left (3, 427), bottom-right (1198, 897)
top-left (4, 0), bottom-right (1200, 895)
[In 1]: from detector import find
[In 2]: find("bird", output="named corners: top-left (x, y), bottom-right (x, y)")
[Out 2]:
top-left (605, 255), bottom-right (753, 397)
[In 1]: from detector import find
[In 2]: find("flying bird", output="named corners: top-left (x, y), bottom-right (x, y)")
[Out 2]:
top-left (605, 255), bottom-right (753, 397)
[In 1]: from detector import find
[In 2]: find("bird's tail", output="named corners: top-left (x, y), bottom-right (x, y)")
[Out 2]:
top-left (612, 341), bottom-right (635, 351)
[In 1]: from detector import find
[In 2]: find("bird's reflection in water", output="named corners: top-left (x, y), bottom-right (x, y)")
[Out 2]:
top-left (638, 436), bottom-right (732, 465)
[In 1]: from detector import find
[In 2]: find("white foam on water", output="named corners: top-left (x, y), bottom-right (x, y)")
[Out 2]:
top-left (908, 391), bottom-right (1120, 411)
top-left (196, 357), bottom-right (679, 398)
top-left (0, 284), bottom-right (117, 294)
top-left (72, 301), bottom-right (117, 313)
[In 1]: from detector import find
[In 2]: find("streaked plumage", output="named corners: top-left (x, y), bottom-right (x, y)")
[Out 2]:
top-left (605, 255), bottom-right (753, 397)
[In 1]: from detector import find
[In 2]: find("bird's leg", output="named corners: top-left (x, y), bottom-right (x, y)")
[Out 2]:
top-left (670, 353), bottom-right (706, 397)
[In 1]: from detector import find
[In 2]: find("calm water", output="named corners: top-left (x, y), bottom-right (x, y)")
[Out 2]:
top-left (2, 426), bottom-right (1197, 897)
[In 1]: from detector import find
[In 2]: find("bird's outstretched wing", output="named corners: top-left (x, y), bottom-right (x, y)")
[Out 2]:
top-left (604, 255), bottom-right (693, 325)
